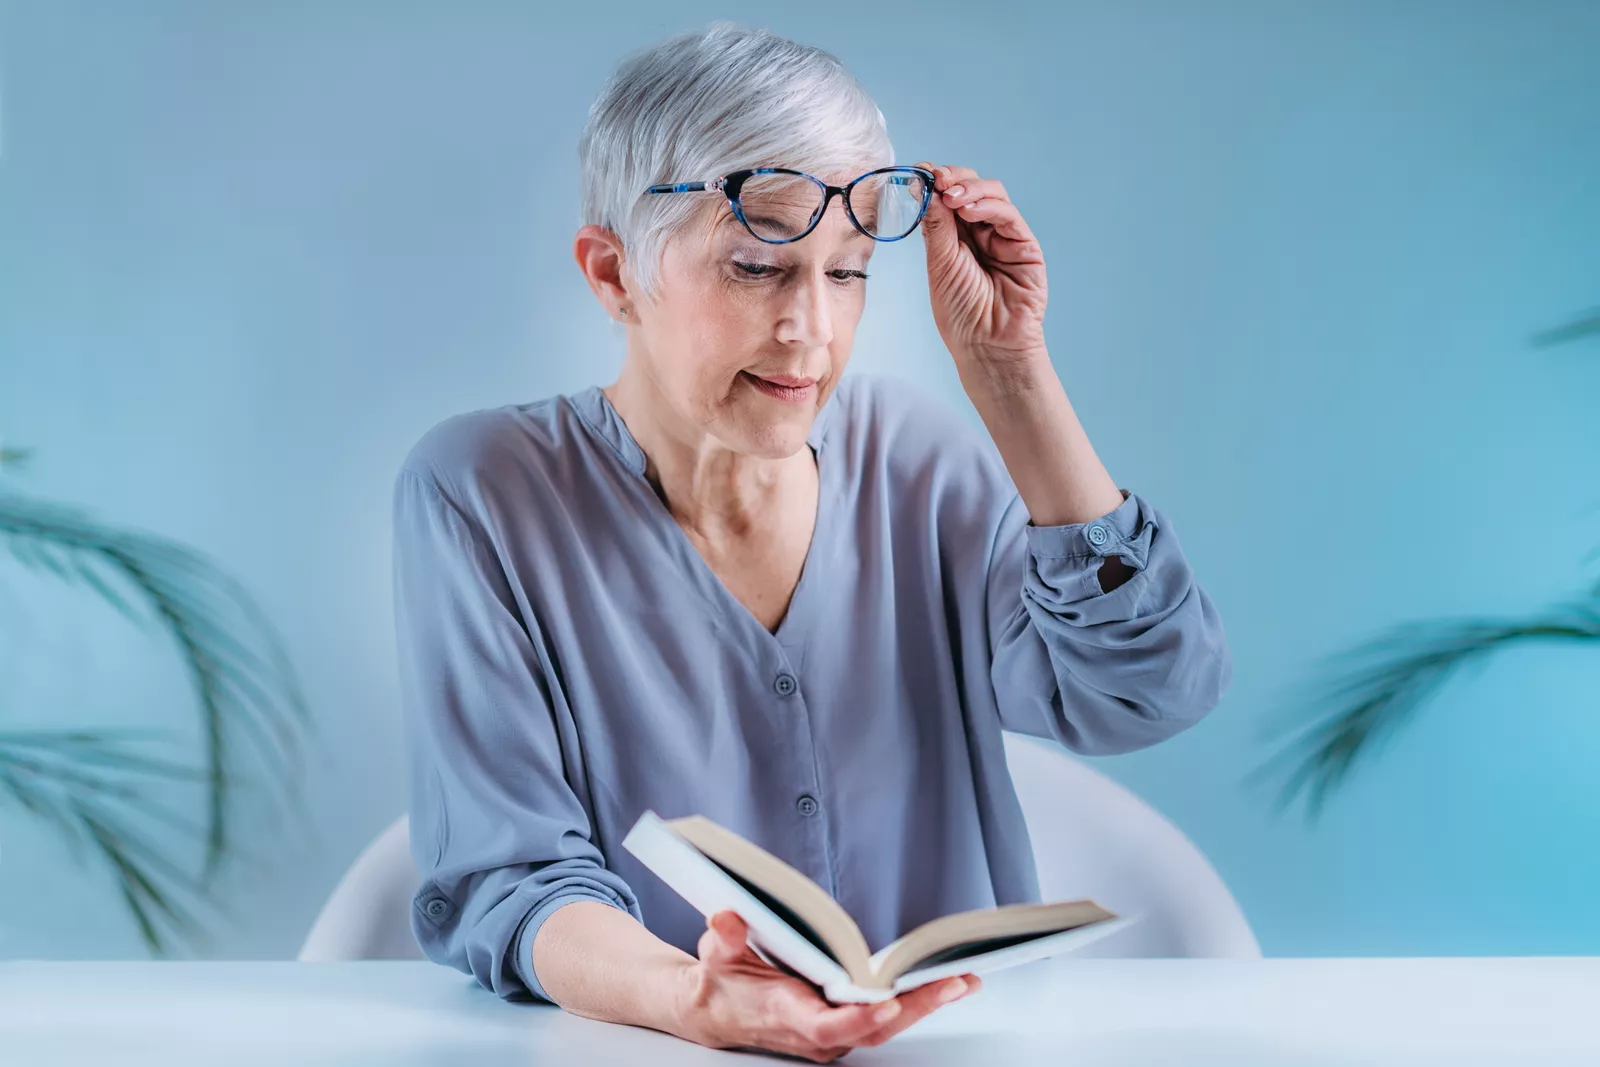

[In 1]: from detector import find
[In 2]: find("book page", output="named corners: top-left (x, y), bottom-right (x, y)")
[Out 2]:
top-left (888, 915), bottom-right (1139, 995)
top-left (869, 900), bottom-right (1116, 982)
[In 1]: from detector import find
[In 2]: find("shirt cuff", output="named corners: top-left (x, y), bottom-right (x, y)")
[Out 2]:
top-left (512, 889), bottom-right (631, 1004)
top-left (1023, 487), bottom-right (1149, 563)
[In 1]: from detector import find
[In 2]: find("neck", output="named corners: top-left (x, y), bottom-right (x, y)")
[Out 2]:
top-left (603, 364), bottom-right (813, 538)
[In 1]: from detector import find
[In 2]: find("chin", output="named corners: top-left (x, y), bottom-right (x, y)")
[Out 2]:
top-left (726, 409), bottom-right (814, 459)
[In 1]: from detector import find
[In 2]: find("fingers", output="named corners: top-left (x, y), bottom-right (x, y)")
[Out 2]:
top-left (786, 973), bottom-right (981, 1052)
top-left (856, 974), bottom-right (982, 1048)
top-left (952, 193), bottom-right (1036, 244)
top-left (692, 907), bottom-right (981, 1059)
top-left (915, 162), bottom-right (1000, 211)
top-left (916, 162), bottom-right (1033, 247)
top-left (940, 177), bottom-right (1008, 213)
top-left (761, 974), bottom-right (910, 1052)
top-left (917, 161), bottom-right (981, 188)
top-left (776, 985), bottom-right (892, 1050)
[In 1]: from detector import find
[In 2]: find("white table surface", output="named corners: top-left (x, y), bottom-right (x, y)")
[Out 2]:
top-left (3, 956), bottom-right (1596, 1066)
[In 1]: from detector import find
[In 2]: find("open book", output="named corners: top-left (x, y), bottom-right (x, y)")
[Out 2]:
top-left (621, 810), bottom-right (1136, 1004)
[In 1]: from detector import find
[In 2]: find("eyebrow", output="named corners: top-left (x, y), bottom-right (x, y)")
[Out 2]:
top-left (742, 215), bottom-right (878, 242)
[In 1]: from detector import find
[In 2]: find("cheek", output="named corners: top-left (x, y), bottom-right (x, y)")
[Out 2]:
top-left (684, 279), bottom-right (765, 361)
top-left (647, 283), bottom-right (759, 405)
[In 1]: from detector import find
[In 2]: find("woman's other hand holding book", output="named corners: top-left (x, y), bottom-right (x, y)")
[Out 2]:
top-left (670, 910), bottom-right (981, 1062)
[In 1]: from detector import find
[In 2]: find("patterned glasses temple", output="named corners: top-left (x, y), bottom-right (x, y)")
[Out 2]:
top-left (646, 176), bottom-right (727, 194)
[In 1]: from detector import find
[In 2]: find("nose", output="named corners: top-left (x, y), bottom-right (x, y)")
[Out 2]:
top-left (775, 266), bottom-right (835, 350)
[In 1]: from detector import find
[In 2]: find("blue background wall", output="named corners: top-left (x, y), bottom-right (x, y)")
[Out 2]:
top-left (2, 1), bottom-right (1597, 961)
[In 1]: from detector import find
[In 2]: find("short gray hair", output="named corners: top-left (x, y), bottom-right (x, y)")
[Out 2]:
top-left (578, 21), bottom-right (895, 306)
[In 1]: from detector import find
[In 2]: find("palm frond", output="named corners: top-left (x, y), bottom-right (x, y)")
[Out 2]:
top-left (0, 441), bottom-right (33, 471)
top-left (1259, 303), bottom-right (1600, 819)
top-left (0, 729), bottom-right (285, 954)
top-left (1529, 306), bottom-right (1600, 348)
top-left (0, 489), bottom-right (316, 949)
top-left (1250, 599), bottom-right (1600, 821)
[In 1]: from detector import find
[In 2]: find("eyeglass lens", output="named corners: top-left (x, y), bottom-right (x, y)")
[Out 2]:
top-left (737, 170), bottom-right (930, 242)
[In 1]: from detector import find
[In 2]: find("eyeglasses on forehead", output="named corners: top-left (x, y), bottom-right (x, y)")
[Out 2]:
top-left (644, 166), bottom-right (936, 244)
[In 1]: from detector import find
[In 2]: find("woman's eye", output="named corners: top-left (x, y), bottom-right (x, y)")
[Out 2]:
top-left (731, 261), bottom-right (869, 283)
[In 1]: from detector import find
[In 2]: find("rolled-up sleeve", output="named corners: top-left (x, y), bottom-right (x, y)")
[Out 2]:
top-left (986, 486), bottom-right (1232, 754)
top-left (392, 467), bottom-right (641, 1003)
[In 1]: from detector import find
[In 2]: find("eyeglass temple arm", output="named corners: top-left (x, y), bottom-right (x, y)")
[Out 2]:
top-left (645, 178), bottom-right (722, 195)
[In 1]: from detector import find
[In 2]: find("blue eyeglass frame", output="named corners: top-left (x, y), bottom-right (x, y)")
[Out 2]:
top-left (644, 165), bottom-right (937, 244)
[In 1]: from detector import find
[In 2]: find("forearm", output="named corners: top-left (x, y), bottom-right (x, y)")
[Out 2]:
top-left (955, 352), bottom-right (1124, 529)
top-left (531, 900), bottom-right (695, 1035)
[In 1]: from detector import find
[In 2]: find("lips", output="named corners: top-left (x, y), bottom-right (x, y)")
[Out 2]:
top-left (740, 370), bottom-right (817, 403)
top-left (750, 372), bottom-right (816, 388)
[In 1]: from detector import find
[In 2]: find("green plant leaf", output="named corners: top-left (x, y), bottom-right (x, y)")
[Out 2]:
top-left (0, 444), bottom-right (33, 472)
top-left (1529, 306), bottom-right (1600, 348)
top-left (0, 490), bottom-right (314, 953)
top-left (1260, 303), bottom-right (1600, 817)
top-left (1251, 600), bottom-right (1600, 821)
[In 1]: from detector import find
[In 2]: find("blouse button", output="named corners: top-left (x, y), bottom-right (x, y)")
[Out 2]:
top-left (796, 794), bottom-right (819, 817)
top-left (423, 897), bottom-right (450, 919)
top-left (1087, 524), bottom-right (1109, 546)
top-left (773, 672), bottom-right (798, 697)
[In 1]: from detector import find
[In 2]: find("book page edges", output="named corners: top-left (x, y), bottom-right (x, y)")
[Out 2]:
top-left (821, 915), bottom-right (1143, 1003)
top-left (887, 914), bottom-right (1142, 994)
top-left (868, 900), bottom-right (1116, 979)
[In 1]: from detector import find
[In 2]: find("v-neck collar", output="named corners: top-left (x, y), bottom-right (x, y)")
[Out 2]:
top-left (566, 381), bottom-right (844, 652)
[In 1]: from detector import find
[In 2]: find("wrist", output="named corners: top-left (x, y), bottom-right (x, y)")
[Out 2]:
top-left (662, 957), bottom-right (710, 1044)
top-left (955, 347), bottom-right (1057, 400)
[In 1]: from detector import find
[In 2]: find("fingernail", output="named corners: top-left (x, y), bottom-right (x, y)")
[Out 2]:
top-left (945, 184), bottom-right (964, 198)
top-left (873, 1000), bottom-right (902, 1024)
top-left (937, 978), bottom-right (968, 1004)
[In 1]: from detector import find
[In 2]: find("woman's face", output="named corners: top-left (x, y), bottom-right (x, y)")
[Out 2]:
top-left (629, 171), bottom-right (876, 460)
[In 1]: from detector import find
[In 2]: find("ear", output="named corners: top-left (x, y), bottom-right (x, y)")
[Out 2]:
top-left (574, 224), bottom-right (634, 322)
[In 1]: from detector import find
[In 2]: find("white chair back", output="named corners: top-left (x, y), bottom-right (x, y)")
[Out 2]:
top-left (297, 815), bottom-right (422, 961)
top-left (1001, 731), bottom-right (1260, 958)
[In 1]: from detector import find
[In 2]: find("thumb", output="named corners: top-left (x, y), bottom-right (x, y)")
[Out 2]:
top-left (697, 909), bottom-right (750, 966)
top-left (914, 161), bottom-right (961, 272)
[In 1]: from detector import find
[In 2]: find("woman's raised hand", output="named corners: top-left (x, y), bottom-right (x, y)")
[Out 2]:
top-left (667, 909), bottom-right (980, 1063)
top-left (914, 161), bottom-right (1049, 371)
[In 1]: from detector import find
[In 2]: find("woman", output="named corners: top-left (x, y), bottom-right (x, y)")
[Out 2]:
top-left (393, 20), bottom-right (1231, 1063)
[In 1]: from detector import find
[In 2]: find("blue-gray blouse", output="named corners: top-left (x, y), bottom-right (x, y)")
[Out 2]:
top-left (391, 372), bottom-right (1231, 1003)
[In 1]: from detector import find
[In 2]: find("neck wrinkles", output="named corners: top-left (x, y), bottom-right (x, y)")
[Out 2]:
top-left (599, 367), bottom-right (832, 537)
